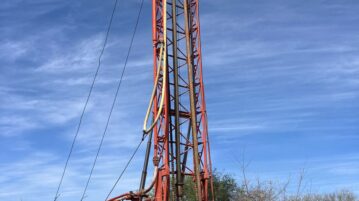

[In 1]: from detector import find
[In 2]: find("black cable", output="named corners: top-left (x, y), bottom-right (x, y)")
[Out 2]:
top-left (79, 0), bottom-right (145, 200)
top-left (53, 0), bottom-right (120, 200)
top-left (104, 139), bottom-right (144, 201)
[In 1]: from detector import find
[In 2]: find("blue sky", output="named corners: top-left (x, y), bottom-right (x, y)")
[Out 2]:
top-left (1, 0), bottom-right (359, 200)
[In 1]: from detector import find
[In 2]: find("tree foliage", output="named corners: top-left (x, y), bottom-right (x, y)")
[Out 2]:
top-left (183, 171), bottom-right (239, 201)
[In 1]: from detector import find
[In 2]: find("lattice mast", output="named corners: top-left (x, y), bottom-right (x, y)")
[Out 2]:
top-left (149, 0), bottom-right (213, 200)
top-left (108, 0), bottom-right (213, 200)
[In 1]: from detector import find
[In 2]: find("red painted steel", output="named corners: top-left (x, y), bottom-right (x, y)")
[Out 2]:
top-left (108, 1), bottom-right (213, 200)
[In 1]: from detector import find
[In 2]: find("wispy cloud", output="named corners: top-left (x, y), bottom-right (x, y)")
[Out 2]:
top-left (1, 0), bottom-right (359, 200)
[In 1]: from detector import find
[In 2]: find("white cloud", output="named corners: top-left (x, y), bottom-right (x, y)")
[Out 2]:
top-left (0, 40), bottom-right (29, 61)
top-left (0, 150), bottom-right (145, 201)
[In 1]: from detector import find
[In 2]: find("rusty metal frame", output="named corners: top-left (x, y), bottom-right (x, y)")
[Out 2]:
top-left (108, 1), bottom-right (213, 200)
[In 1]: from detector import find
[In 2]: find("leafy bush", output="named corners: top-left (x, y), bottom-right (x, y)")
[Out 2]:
top-left (183, 171), bottom-right (238, 201)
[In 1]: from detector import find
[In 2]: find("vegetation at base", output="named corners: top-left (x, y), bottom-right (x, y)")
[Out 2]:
top-left (182, 171), bottom-right (357, 201)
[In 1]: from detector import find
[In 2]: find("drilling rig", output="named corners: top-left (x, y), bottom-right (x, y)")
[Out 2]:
top-left (108, 0), bottom-right (213, 200)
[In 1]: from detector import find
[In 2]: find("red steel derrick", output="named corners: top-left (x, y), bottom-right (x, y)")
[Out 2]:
top-left (108, 0), bottom-right (213, 200)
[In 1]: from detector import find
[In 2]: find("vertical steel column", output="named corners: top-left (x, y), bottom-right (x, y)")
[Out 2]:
top-left (170, 0), bottom-right (183, 200)
top-left (139, 131), bottom-right (153, 198)
top-left (183, 0), bottom-right (202, 200)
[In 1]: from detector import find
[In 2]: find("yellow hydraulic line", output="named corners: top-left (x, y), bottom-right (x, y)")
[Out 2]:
top-left (143, 1), bottom-right (167, 134)
top-left (143, 43), bottom-right (167, 134)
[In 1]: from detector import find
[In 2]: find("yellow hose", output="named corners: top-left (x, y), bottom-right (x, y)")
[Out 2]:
top-left (143, 44), bottom-right (166, 134)
top-left (143, 0), bottom-right (167, 135)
